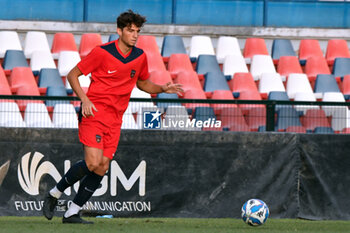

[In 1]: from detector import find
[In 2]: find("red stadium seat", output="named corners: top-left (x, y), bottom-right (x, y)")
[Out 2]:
top-left (79, 33), bottom-right (102, 59)
top-left (210, 90), bottom-right (235, 114)
top-left (182, 88), bottom-right (209, 110)
top-left (174, 71), bottom-right (202, 92)
top-left (9, 67), bottom-right (41, 109)
top-left (304, 56), bottom-right (331, 87)
top-left (300, 109), bottom-right (331, 131)
top-left (246, 107), bottom-right (266, 131)
top-left (136, 35), bottom-right (166, 72)
top-left (167, 53), bottom-right (194, 78)
top-left (0, 65), bottom-right (13, 96)
top-left (149, 70), bottom-right (173, 86)
top-left (285, 126), bottom-right (307, 133)
top-left (228, 72), bottom-right (259, 95)
top-left (219, 107), bottom-right (250, 132)
top-left (243, 38), bottom-right (269, 63)
top-left (51, 33), bottom-right (78, 59)
top-left (326, 39), bottom-right (350, 66)
top-left (298, 39), bottom-right (324, 65)
top-left (277, 56), bottom-right (303, 81)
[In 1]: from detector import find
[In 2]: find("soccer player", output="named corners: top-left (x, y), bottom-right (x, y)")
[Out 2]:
top-left (43, 10), bottom-right (183, 224)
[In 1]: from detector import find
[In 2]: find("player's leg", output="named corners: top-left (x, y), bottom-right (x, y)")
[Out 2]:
top-left (62, 146), bottom-right (110, 224)
top-left (43, 158), bottom-right (92, 220)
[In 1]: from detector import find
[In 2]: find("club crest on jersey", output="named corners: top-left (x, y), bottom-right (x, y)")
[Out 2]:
top-left (96, 135), bottom-right (102, 143)
top-left (130, 69), bottom-right (136, 78)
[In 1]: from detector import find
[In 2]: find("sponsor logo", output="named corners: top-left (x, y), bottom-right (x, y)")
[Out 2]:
top-left (107, 70), bottom-right (117, 74)
top-left (143, 110), bottom-right (162, 129)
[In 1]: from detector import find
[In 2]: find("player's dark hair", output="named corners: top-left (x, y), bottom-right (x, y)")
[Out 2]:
top-left (117, 9), bottom-right (147, 29)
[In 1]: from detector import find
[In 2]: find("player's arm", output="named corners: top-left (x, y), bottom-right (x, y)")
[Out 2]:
top-left (136, 79), bottom-right (183, 95)
top-left (67, 66), bottom-right (97, 117)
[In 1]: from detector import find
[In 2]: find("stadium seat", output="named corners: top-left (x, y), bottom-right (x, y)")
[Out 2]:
top-left (121, 106), bottom-right (139, 129)
top-left (0, 31), bottom-right (22, 58)
top-left (271, 39), bottom-right (296, 64)
top-left (57, 51), bottom-right (81, 76)
top-left (196, 54), bottom-right (222, 75)
top-left (0, 102), bottom-right (26, 127)
top-left (341, 75), bottom-right (350, 99)
top-left (298, 39), bottom-right (324, 65)
top-left (294, 92), bottom-right (319, 114)
top-left (193, 106), bottom-right (216, 122)
top-left (108, 34), bottom-right (119, 42)
top-left (167, 53), bottom-right (194, 78)
top-left (222, 54), bottom-right (248, 78)
top-left (277, 56), bottom-right (303, 82)
top-left (286, 73), bottom-right (313, 99)
top-left (322, 92), bottom-right (347, 131)
top-left (46, 86), bottom-right (68, 107)
top-left (155, 92), bottom-right (181, 110)
top-left (228, 72), bottom-right (259, 96)
top-left (258, 73), bottom-right (285, 98)
top-left (79, 33), bottom-right (102, 59)
top-left (149, 70), bottom-right (173, 86)
top-left (51, 32), bottom-right (78, 59)
top-left (0, 65), bottom-right (12, 95)
top-left (38, 68), bottom-right (65, 89)
top-left (268, 91), bottom-right (291, 111)
top-left (276, 107), bottom-right (302, 132)
top-left (300, 109), bottom-right (331, 131)
top-left (249, 55), bottom-right (276, 81)
top-left (219, 107), bottom-right (250, 132)
top-left (174, 71), bottom-right (202, 92)
top-left (332, 57), bottom-right (350, 78)
top-left (304, 56), bottom-right (331, 86)
top-left (314, 74), bottom-right (340, 97)
top-left (52, 103), bottom-right (78, 128)
top-left (189, 35), bottom-right (215, 60)
top-left (313, 126), bottom-right (334, 134)
top-left (24, 31), bottom-right (51, 59)
top-left (216, 36), bottom-right (242, 64)
top-left (30, 50), bottom-right (56, 75)
top-left (325, 39), bottom-right (350, 66)
top-left (210, 90), bottom-right (235, 113)
top-left (246, 107), bottom-right (266, 131)
top-left (182, 88), bottom-right (209, 110)
top-left (161, 35), bottom-right (187, 59)
top-left (243, 38), bottom-right (269, 64)
top-left (203, 71), bottom-right (230, 92)
top-left (24, 103), bottom-right (53, 128)
top-left (2, 50), bottom-right (29, 71)
top-left (136, 35), bottom-right (166, 72)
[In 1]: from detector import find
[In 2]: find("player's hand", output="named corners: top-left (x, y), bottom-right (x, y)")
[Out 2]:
top-left (162, 82), bottom-right (184, 96)
top-left (81, 99), bottom-right (98, 118)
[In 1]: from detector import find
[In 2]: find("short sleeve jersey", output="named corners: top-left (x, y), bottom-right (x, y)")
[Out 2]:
top-left (77, 40), bottom-right (149, 106)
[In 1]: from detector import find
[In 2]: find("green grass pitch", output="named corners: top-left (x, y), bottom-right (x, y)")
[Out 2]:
top-left (0, 217), bottom-right (349, 233)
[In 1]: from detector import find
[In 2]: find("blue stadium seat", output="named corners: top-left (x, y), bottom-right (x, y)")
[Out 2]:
top-left (314, 74), bottom-right (340, 94)
top-left (2, 50), bottom-right (28, 70)
top-left (196, 55), bottom-right (221, 75)
top-left (108, 34), bottom-right (119, 42)
top-left (161, 35), bottom-right (186, 58)
top-left (314, 126), bottom-right (334, 134)
top-left (268, 91), bottom-right (291, 111)
top-left (276, 107), bottom-right (302, 131)
top-left (46, 86), bottom-right (68, 107)
top-left (155, 93), bottom-right (181, 110)
top-left (193, 106), bottom-right (216, 122)
top-left (271, 39), bottom-right (296, 63)
top-left (38, 68), bottom-right (65, 88)
top-left (203, 71), bottom-right (230, 92)
top-left (332, 58), bottom-right (350, 78)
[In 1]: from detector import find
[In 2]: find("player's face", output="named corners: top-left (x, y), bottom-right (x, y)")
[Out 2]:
top-left (118, 23), bottom-right (141, 48)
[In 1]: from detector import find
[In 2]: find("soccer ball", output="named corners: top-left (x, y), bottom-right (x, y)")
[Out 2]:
top-left (241, 199), bottom-right (269, 226)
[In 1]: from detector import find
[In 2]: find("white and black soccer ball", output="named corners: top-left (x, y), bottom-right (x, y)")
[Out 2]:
top-left (241, 199), bottom-right (269, 226)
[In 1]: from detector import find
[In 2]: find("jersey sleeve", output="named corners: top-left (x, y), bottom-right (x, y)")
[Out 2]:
top-left (77, 47), bottom-right (103, 75)
top-left (138, 54), bottom-right (150, 81)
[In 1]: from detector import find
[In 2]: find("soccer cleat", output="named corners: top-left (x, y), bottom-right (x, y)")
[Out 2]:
top-left (42, 192), bottom-right (58, 220)
top-left (62, 214), bottom-right (94, 224)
